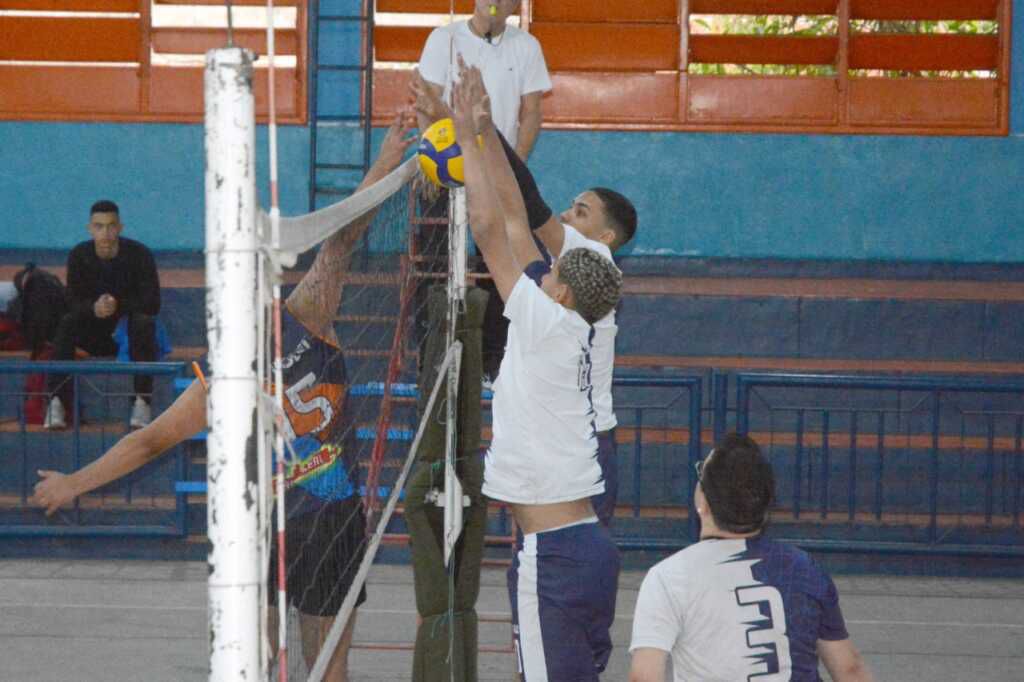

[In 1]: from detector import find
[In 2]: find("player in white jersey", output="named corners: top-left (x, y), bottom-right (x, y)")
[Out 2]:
top-left (451, 63), bottom-right (624, 682)
top-left (411, 74), bottom-right (637, 524)
top-left (629, 433), bottom-right (875, 682)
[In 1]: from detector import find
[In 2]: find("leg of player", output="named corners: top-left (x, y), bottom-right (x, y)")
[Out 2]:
top-left (300, 612), bottom-right (358, 682)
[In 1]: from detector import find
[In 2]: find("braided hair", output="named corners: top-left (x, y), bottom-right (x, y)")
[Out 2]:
top-left (557, 248), bottom-right (622, 324)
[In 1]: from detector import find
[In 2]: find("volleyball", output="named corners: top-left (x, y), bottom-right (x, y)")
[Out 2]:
top-left (418, 117), bottom-right (465, 188)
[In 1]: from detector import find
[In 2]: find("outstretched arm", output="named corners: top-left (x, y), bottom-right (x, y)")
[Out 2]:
top-left (463, 69), bottom-right (543, 273)
top-left (286, 111), bottom-right (417, 345)
top-left (32, 380), bottom-right (207, 516)
top-left (451, 74), bottom-right (519, 302)
top-left (459, 67), bottom-right (543, 275)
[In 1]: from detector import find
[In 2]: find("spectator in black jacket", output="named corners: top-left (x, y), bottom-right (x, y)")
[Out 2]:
top-left (45, 200), bottom-right (161, 430)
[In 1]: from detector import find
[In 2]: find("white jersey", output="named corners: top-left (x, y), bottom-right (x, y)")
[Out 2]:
top-left (630, 537), bottom-right (849, 682)
top-left (559, 225), bottom-right (618, 432)
top-left (418, 21), bottom-right (551, 150)
top-left (483, 274), bottom-right (603, 505)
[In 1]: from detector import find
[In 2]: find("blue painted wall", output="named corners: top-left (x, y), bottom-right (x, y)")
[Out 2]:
top-left (0, 6), bottom-right (1021, 262)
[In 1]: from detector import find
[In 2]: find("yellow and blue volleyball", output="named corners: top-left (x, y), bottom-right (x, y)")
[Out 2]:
top-left (418, 118), bottom-right (465, 188)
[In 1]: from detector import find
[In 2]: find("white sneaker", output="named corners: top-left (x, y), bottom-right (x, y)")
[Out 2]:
top-left (43, 397), bottom-right (66, 430)
top-left (129, 396), bottom-right (152, 428)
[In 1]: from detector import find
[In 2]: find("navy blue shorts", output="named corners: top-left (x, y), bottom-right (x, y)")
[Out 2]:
top-left (508, 519), bottom-right (620, 681)
top-left (590, 429), bottom-right (618, 526)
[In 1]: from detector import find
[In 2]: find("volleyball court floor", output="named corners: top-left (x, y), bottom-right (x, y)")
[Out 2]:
top-left (2, 559), bottom-right (1022, 681)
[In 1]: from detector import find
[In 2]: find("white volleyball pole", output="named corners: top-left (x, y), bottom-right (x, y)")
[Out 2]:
top-left (204, 46), bottom-right (261, 681)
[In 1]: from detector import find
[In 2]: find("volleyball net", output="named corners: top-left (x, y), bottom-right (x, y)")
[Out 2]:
top-left (204, 47), bottom-right (469, 681)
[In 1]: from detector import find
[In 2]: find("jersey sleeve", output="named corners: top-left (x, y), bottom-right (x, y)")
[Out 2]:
top-left (629, 565), bottom-right (682, 653)
top-left (503, 272), bottom-right (564, 350)
top-left (417, 27), bottom-right (451, 87)
top-left (816, 573), bottom-right (850, 641)
top-left (520, 34), bottom-right (552, 95)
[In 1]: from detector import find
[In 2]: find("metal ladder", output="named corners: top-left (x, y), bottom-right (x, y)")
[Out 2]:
top-left (307, 0), bottom-right (375, 211)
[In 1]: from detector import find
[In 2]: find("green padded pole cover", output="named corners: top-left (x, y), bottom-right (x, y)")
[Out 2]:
top-left (408, 285), bottom-right (489, 682)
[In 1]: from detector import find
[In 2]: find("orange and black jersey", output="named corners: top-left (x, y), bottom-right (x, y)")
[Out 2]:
top-left (277, 307), bottom-right (357, 513)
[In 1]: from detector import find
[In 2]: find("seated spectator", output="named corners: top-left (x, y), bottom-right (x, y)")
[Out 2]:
top-left (629, 433), bottom-right (875, 682)
top-left (45, 200), bottom-right (161, 430)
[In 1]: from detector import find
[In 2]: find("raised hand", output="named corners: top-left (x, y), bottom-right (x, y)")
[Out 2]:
top-left (455, 57), bottom-right (493, 134)
top-left (451, 70), bottom-right (476, 142)
top-left (378, 109), bottom-right (418, 169)
top-left (409, 71), bottom-right (451, 124)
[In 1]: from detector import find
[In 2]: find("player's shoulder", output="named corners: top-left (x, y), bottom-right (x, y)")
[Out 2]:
top-left (751, 536), bottom-right (836, 591)
top-left (653, 538), bottom-right (742, 578)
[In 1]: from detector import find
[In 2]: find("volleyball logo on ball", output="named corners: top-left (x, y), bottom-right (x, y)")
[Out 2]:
top-left (418, 118), bottom-right (465, 188)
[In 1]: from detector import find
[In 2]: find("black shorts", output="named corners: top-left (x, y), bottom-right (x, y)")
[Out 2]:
top-left (268, 496), bottom-right (368, 617)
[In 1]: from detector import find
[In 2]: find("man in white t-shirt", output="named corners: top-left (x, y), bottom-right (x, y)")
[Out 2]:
top-left (418, 0), bottom-right (550, 160)
top-left (452, 65), bottom-right (623, 682)
top-left (629, 433), bottom-right (875, 682)
top-left (414, 1), bottom-right (552, 383)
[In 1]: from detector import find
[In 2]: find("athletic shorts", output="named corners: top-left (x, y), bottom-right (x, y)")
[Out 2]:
top-left (590, 429), bottom-right (618, 526)
top-left (508, 518), bottom-right (621, 682)
top-left (267, 496), bottom-right (368, 617)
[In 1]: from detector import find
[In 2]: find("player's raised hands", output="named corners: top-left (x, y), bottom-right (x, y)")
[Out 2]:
top-left (456, 56), bottom-right (493, 134)
top-left (377, 109), bottom-right (418, 169)
top-left (451, 70), bottom-right (476, 142)
top-left (409, 71), bottom-right (451, 124)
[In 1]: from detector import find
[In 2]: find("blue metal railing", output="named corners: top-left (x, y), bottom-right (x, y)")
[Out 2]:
top-left (0, 360), bottom-right (188, 537)
top-left (2, 362), bottom-right (1022, 558)
top-left (611, 375), bottom-right (704, 549)
top-left (733, 373), bottom-right (1024, 557)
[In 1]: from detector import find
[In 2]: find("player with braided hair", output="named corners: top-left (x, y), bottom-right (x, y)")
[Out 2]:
top-left (412, 71), bottom-right (636, 527)
top-left (451, 62), bottom-right (622, 681)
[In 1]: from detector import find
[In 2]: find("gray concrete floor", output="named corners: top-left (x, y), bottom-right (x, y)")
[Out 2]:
top-left (1, 559), bottom-right (1023, 681)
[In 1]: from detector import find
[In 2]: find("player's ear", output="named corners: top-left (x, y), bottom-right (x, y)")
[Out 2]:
top-left (598, 227), bottom-right (616, 248)
top-left (555, 282), bottom-right (574, 308)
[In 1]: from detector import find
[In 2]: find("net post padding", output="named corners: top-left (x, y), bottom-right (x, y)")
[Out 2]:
top-left (204, 46), bottom-right (262, 681)
top-left (306, 340), bottom-right (465, 682)
top-left (409, 285), bottom-right (488, 682)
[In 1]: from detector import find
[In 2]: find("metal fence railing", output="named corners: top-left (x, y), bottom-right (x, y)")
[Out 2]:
top-left (0, 360), bottom-right (188, 537)
top-left (734, 373), bottom-right (1024, 557)
top-left (1, 361), bottom-right (1022, 558)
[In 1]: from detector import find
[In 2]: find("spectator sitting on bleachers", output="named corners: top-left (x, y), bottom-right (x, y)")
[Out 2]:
top-left (44, 200), bottom-right (160, 430)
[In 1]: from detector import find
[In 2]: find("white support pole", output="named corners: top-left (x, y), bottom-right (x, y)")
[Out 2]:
top-left (204, 46), bottom-right (261, 682)
top-left (443, 187), bottom-right (469, 567)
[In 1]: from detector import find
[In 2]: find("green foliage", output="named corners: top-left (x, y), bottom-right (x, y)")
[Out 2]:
top-left (688, 15), bottom-right (998, 78)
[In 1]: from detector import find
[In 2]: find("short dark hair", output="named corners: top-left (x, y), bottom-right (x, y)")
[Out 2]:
top-left (701, 432), bottom-right (774, 534)
top-left (90, 200), bottom-right (119, 217)
top-left (589, 187), bottom-right (636, 252)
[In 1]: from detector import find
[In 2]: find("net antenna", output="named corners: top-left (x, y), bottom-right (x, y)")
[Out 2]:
top-left (438, 3), bottom-right (471, 676)
top-left (262, 0), bottom-right (291, 679)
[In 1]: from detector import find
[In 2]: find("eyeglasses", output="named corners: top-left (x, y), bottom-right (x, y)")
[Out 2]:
top-left (694, 448), bottom-right (716, 485)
